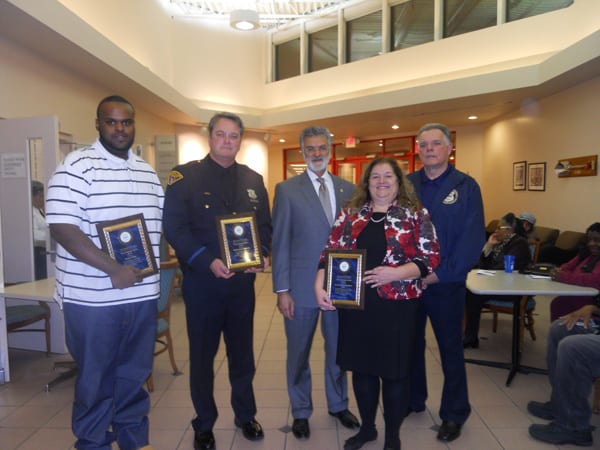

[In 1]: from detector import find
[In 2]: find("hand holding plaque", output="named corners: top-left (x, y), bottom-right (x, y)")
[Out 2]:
top-left (324, 249), bottom-right (366, 309)
top-left (96, 213), bottom-right (158, 278)
top-left (216, 212), bottom-right (263, 272)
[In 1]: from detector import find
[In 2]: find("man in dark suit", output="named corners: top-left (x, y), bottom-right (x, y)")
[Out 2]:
top-left (272, 126), bottom-right (358, 440)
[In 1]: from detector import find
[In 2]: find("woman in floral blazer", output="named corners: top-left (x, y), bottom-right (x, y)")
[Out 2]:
top-left (315, 157), bottom-right (439, 450)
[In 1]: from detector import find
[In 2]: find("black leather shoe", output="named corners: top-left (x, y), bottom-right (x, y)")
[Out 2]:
top-left (235, 418), bottom-right (264, 441)
top-left (193, 430), bottom-right (215, 450)
top-left (343, 429), bottom-right (378, 450)
top-left (329, 409), bottom-right (360, 429)
top-left (437, 420), bottom-right (462, 442)
top-left (292, 418), bottom-right (310, 439)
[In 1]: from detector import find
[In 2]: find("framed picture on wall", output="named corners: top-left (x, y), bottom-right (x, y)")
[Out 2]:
top-left (513, 161), bottom-right (526, 190)
top-left (528, 162), bottom-right (546, 191)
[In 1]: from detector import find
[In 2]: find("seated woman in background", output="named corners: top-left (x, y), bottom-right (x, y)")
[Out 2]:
top-left (519, 211), bottom-right (539, 242)
top-left (463, 212), bottom-right (531, 348)
top-left (549, 222), bottom-right (600, 321)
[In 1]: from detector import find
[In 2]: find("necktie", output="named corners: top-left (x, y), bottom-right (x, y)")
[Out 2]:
top-left (317, 177), bottom-right (334, 225)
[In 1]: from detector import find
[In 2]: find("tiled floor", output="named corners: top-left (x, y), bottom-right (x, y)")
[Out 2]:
top-left (1, 272), bottom-right (599, 449)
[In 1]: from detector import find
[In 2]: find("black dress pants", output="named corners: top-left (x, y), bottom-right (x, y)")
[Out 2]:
top-left (183, 272), bottom-right (257, 431)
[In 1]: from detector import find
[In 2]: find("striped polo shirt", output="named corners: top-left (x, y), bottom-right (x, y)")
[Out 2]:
top-left (46, 139), bottom-right (164, 307)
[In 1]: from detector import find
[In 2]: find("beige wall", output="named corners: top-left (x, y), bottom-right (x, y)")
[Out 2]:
top-left (57, 0), bottom-right (175, 85)
top-left (480, 76), bottom-right (600, 232)
top-left (0, 35), bottom-right (175, 164)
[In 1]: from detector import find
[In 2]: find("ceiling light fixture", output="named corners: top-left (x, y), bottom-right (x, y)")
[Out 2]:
top-left (391, 124), bottom-right (399, 130)
top-left (468, 115), bottom-right (478, 120)
top-left (230, 9), bottom-right (260, 30)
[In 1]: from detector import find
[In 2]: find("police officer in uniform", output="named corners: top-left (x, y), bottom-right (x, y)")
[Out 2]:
top-left (163, 112), bottom-right (272, 450)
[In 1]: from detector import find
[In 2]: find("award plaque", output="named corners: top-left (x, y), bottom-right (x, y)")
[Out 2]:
top-left (216, 212), bottom-right (263, 272)
top-left (96, 213), bottom-right (158, 277)
top-left (324, 249), bottom-right (366, 309)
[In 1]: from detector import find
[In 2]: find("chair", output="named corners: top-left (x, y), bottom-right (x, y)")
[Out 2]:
top-left (146, 259), bottom-right (182, 392)
top-left (481, 241), bottom-right (541, 349)
top-left (528, 241), bottom-right (541, 263)
top-left (538, 230), bottom-right (586, 265)
top-left (485, 219), bottom-right (499, 239)
top-left (482, 296), bottom-right (537, 351)
top-left (7, 301), bottom-right (51, 355)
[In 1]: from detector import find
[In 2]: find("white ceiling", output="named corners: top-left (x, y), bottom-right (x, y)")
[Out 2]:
top-left (2, 0), bottom-right (600, 146)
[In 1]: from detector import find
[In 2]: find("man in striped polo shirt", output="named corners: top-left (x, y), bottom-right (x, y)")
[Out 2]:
top-left (46, 95), bottom-right (163, 450)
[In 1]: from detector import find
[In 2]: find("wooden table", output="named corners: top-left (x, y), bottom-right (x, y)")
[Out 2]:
top-left (465, 270), bottom-right (598, 386)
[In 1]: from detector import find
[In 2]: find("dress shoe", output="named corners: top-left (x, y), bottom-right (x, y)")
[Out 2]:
top-left (529, 422), bottom-right (593, 446)
top-left (234, 418), bottom-right (264, 441)
top-left (292, 418), bottom-right (310, 439)
top-left (343, 429), bottom-right (378, 450)
top-left (527, 400), bottom-right (555, 420)
top-left (437, 420), bottom-right (462, 442)
top-left (329, 409), bottom-right (360, 429)
top-left (462, 337), bottom-right (479, 349)
top-left (193, 430), bottom-right (215, 450)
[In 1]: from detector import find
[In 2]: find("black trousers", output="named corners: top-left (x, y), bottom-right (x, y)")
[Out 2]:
top-left (182, 272), bottom-right (257, 431)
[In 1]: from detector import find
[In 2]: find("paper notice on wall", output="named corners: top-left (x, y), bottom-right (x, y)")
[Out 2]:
top-left (0, 153), bottom-right (27, 178)
top-left (155, 135), bottom-right (177, 187)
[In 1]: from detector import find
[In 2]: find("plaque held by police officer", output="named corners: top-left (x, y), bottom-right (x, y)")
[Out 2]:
top-left (324, 248), bottom-right (366, 309)
top-left (216, 212), bottom-right (263, 272)
top-left (96, 213), bottom-right (158, 277)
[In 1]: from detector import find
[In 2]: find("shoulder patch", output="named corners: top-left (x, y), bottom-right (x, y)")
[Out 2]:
top-left (442, 189), bottom-right (458, 205)
top-left (167, 170), bottom-right (183, 185)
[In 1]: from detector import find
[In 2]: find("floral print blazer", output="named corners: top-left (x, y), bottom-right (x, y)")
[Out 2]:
top-left (320, 202), bottom-right (440, 300)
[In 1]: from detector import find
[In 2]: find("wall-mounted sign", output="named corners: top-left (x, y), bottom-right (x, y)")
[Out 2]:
top-left (555, 155), bottom-right (597, 178)
top-left (0, 153), bottom-right (27, 178)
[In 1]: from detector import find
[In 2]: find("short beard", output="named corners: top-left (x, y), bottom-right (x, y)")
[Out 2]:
top-left (100, 135), bottom-right (133, 156)
top-left (306, 157), bottom-right (330, 174)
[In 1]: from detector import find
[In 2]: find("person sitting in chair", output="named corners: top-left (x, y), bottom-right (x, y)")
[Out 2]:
top-left (548, 222), bottom-right (600, 321)
top-left (463, 212), bottom-right (531, 348)
top-left (527, 300), bottom-right (600, 447)
top-left (519, 211), bottom-right (539, 242)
